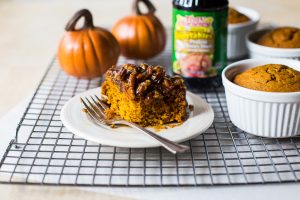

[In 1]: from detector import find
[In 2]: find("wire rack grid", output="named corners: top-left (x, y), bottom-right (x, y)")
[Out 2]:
top-left (0, 48), bottom-right (300, 187)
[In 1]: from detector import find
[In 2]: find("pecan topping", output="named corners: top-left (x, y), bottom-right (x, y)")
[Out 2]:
top-left (107, 63), bottom-right (186, 100)
top-left (136, 80), bottom-right (151, 97)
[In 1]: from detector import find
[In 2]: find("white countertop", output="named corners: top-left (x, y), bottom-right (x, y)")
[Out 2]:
top-left (1, 0), bottom-right (300, 199)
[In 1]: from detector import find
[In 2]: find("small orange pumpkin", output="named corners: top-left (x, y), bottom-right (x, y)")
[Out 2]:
top-left (58, 9), bottom-right (120, 79)
top-left (112, 0), bottom-right (166, 60)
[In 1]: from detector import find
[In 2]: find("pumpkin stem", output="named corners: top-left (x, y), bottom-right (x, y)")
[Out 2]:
top-left (133, 0), bottom-right (156, 15)
top-left (65, 9), bottom-right (94, 31)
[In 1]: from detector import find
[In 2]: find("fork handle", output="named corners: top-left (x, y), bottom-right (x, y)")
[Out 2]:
top-left (115, 120), bottom-right (190, 154)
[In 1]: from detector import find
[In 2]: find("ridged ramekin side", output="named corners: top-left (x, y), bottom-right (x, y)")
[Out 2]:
top-left (225, 89), bottom-right (300, 137)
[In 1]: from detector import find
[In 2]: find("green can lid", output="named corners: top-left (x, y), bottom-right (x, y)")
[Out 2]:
top-left (173, 0), bottom-right (228, 11)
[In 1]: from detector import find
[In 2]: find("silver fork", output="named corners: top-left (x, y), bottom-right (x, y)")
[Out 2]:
top-left (80, 95), bottom-right (190, 154)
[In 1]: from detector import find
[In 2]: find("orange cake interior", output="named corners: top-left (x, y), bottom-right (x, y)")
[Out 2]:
top-left (101, 63), bottom-right (187, 127)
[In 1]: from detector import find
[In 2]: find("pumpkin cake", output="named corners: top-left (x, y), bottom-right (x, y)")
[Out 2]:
top-left (228, 7), bottom-right (250, 24)
top-left (257, 27), bottom-right (300, 48)
top-left (233, 64), bottom-right (300, 92)
top-left (101, 63), bottom-right (187, 127)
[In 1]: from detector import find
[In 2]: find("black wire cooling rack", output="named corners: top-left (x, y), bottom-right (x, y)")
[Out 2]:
top-left (0, 49), bottom-right (300, 187)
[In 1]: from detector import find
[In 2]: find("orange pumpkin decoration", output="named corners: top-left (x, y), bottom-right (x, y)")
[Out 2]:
top-left (58, 9), bottom-right (120, 79)
top-left (112, 0), bottom-right (166, 60)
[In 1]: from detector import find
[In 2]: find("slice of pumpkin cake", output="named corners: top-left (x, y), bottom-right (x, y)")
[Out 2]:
top-left (101, 63), bottom-right (187, 127)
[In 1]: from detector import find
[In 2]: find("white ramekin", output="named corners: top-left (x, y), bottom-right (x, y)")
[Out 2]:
top-left (222, 58), bottom-right (300, 138)
top-left (227, 6), bottom-right (260, 60)
top-left (246, 28), bottom-right (300, 60)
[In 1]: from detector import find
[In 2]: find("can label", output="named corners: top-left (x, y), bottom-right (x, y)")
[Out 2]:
top-left (172, 8), bottom-right (227, 78)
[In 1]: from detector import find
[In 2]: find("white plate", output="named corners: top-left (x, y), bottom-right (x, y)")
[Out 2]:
top-left (60, 87), bottom-right (214, 148)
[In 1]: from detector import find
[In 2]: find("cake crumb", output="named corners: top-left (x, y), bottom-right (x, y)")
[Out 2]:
top-left (188, 105), bottom-right (194, 111)
top-left (110, 124), bottom-right (116, 128)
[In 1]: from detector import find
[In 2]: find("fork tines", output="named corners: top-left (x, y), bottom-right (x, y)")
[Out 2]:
top-left (80, 96), bottom-right (108, 125)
